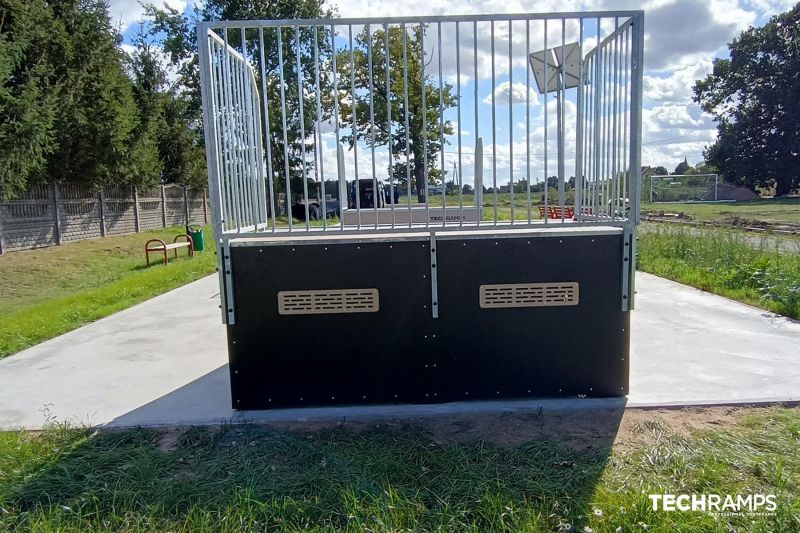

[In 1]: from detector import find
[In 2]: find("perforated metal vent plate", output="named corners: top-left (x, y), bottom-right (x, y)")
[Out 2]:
top-left (479, 282), bottom-right (579, 308)
top-left (277, 289), bottom-right (379, 315)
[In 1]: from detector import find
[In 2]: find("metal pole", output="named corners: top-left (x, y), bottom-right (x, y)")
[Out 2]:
top-left (160, 185), bottom-right (167, 227)
top-left (557, 19), bottom-right (566, 215)
top-left (133, 186), bottom-right (141, 232)
top-left (99, 189), bottom-right (107, 236)
top-left (183, 187), bottom-right (190, 226)
top-left (52, 183), bottom-right (62, 245)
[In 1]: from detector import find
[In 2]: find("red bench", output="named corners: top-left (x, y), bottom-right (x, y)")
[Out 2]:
top-left (537, 205), bottom-right (575, 219)
top-left (145, 235), bottom-right (194, 266)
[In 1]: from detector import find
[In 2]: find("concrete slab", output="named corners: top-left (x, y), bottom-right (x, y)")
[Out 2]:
top-left (0, 272), bottom-right (798, 430)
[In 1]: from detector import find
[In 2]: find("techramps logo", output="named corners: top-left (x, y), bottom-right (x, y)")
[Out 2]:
top-left (648, 493), bottom-right (777, 517)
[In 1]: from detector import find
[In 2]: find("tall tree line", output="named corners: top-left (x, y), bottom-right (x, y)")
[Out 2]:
top-left (694, 4), bottom-right (800, 196)
top-left (0, 0), bottom-right (205, 200)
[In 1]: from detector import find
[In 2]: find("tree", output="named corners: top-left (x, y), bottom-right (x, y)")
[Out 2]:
top-left (126, 33), bottom-right (206, 187)
top-left (673, 157), bottom-right (690, 175)
top-left (1, 0), bottom-right (155, 197)
top-left (126, 36), bottom-right (166, 186)
top-left (46, 0), bottom-right (141, 188)
top-left (0, 0), bottom-right (58, 199)
top-left (694, 4), bottom-right (800, 196)
top-left (338, 26), bottom-right (457, 203)
top-left (145, 0), bottom-right (334, 202)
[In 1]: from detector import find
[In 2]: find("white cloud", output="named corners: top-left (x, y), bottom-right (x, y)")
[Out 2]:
top-left (483, 82), bottom-right (540, 106)
top-left (108, 0), bottom-right (188, 31)
top-left (644, 60), bottom-right (713, 103)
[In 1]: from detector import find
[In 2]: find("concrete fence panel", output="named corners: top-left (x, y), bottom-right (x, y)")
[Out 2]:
top-left (0, 183), bottom-right (209, 253)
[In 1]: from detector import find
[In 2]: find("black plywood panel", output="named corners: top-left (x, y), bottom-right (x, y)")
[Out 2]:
top-left (227, 232), bottom-right (629, 409)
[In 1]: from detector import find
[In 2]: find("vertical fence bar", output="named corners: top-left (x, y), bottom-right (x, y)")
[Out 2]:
top-left (420, 24), bottom-right (429, 228)
top-left (223, 29), bottom-right (243, 231)
top-left (593, 18), bottom-right (601, 219)
top-left (349, 25), bottom-right (361, 229)
top-left (385, 24), bottom-right (395, 228)
top-left (241, 28), bottom-right (261, 229)
top-left (614, 28), bottom-right (621, 216)
top-left (295, 26), bottom-right (311, 229)
top-left (508, 21), bottom-right (515, 225)
top-left (277, 27), bottom-right (293, 231)
top-left (230, 29), bottom-right (249, 229)
top-left (331, 24), bottom-right (343, 231)
top-left (198, 26), bottom-right (229, 322)
top-left (259, 27), bottom-right (277, 231)
top-left (558, 18), bottom-right (566, 218)
top-left (629, 12), bottom-right (644, 224)
top-left (474, 20), bottom-right (480, 226)
top-left (313, 26), bottom-right (327, 231)
top-left (525, 20), bottom-right (532, 223)
top-left (543, 19), bottom-right (548, 224)
top-left (574, 18), bottom-right (584, 221)
top-left (456, 22), bottom-right (464, 227)
top-left (490, 21), bottom-right (497, 225)
top-left (438, 22), bottom-right (446, 228)
top-left (367, 24), bottom-right (379, 229)
top-left (402, 24), bottom-right (412, 226)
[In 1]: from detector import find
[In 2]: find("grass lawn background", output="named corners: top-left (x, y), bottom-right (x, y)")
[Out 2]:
top-left (0, 225), bottom-right (217, 358)
top-left (0, 406), bottom-right (797, 532)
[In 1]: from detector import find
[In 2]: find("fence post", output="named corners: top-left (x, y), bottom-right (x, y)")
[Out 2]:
top-left (0, 208), bottom-right (5, 255)
top-left (98, 189), bottom-right (106, 237)
top-left (203, 189), bottom-right (208, 224)
top-left (183, 187), bottom-right (190, 226)
top-left (132, 186), bottom-right (141, 233)
top-left (52, 183), bottom-right (62, 246)
top-left (160, 185), bottom-right (167, 227)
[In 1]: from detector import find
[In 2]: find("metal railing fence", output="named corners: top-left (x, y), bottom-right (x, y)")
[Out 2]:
top-left (198, 12), bottom-right (644, 237)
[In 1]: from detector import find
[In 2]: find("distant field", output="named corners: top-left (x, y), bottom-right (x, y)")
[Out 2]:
top-left (642, 198), bottom-right (800, 225)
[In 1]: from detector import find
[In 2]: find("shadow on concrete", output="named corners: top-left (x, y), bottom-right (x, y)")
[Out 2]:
top-left (8, 396), bottom-right (628, 530)
top-left (107, 364), bottom-right (233, 428)
top-left (106, 361), bottom-right (630, 435)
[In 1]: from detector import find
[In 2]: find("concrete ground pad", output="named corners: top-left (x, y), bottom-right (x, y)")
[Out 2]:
top-left (1, 272), bottom-right (798, 430)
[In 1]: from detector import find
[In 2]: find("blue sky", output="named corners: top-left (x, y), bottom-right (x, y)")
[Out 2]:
top-left (114, 0), bottom-right (795, 186)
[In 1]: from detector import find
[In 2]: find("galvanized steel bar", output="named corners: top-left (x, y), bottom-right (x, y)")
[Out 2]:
top-left (258, 27), bottom-right (277, 231)
top-left (456, 22), bottom-right (464, 227)
top-left (276, 28), bottom-right (293, 231)
top-left (508, 21), bottom-right (515, 225)
top-left (367, 24), bottom-right (379, 229)
top-left (349, 26), bottom-right (362, 229)
top-left (490, 21), bottom-right (497, 225)
top-left (420, 24), bottom-right (429, 228)
top-left (313, 26), bottom-right (327, 231)
top-left (295, 26), bottom-right (311, 229)
top-left (438, 22), bottom-right (446, 228)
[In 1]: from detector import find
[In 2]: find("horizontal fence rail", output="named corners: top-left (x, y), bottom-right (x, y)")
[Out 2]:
top-left (0, 184), bottom-right (209, 253)
top-left (198, 12), bottom-right (643, 237)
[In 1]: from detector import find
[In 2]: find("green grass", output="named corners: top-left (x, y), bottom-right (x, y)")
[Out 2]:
top-left (0, 226), bottom-right (217, 358)
top-left (637, 226), bottom-right (800, 319)
top-left (642, 198), bottom-right (800, 225)
top-left (0, 407), bottom-right (798, 531)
